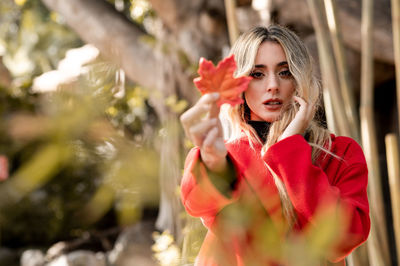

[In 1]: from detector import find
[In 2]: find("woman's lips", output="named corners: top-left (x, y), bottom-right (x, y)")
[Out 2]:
top-left (263, 99), bottom-right (283, 111)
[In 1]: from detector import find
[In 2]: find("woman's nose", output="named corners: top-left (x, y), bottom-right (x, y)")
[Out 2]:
top-left (266, 74), bottom-right (279, 93)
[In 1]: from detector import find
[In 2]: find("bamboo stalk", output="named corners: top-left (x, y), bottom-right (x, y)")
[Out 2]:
top-left (385, 133), bottom-right (400, 266)
top-left (324, 0), bottom-right (360, 142)
top-left (360, 0), bottom-right (390, 264)
top-left (224, 0), bottom-right (239, 45)
top-left (306, 0), bottom-right (352, 137)
top-left (361, 0), bottom-right (374, 108)
top-left (346, 244), bottom-right (369, 266)
top-left (308, 3), bottom-right (366, 263)
top-left (392, 0), bottom-right (400, 135)
top-left (360, 108), bottom-right (388, 266)
top-left (322, 89), bottom-right (337, 134)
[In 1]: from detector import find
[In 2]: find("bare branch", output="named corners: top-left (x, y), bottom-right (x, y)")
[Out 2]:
top-left (148, 0), bottom-right (204, 31)
top-left (41, 0), bottom-right (161, 91)
top-left (148, 0), bottom-right (228, 62)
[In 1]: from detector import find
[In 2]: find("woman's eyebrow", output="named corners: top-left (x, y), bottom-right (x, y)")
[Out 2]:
top-left (254, 61), bottom-right (288, 68)
top-left (277, 61), bottom-right (288, 67)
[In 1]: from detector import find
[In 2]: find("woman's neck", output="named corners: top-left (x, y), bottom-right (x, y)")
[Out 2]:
top-left (247, 120), bottom-right (271, 143)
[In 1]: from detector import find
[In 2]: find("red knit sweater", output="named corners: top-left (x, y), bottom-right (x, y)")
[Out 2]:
top-left (181, 134), bottom-right (370, 266)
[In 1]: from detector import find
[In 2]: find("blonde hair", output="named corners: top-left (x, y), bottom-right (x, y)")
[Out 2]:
top-left (222, 25), bottom-right (332, 227)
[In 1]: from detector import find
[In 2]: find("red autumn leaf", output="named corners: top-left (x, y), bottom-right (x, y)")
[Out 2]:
top-left (193, 55), bottom-right (252, 106)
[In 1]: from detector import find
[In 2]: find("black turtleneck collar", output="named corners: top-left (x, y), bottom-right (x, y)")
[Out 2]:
top-left (247, 120), bottom-right (271, 143)
top-left (247, 120), bottom-right (312, 143)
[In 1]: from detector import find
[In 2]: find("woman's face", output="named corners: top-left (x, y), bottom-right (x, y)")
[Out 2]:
top-left (245, 41), bottom-right (296, 122)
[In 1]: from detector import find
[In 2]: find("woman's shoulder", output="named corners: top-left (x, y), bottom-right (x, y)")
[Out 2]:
top-left (330, 134), bottom-right (362, 149)
top-left (330, 134), bottom-right (366, 164)
top-left (225, 136), bottom-right (250, 150)
top-left (225, 135), bottom-right (262, 154)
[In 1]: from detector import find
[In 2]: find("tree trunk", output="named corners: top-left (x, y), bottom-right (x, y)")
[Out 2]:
top-left (40, 0), bottom-right (230, 241)
top-left (41, 0), bottom-right (161, 92)
top-left (0, 57), bottom-right (12, 88)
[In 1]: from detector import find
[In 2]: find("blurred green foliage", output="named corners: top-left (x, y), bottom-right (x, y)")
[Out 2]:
top-left (0, 0), bottom-right (82, 88)
top-left (0, 0), bottom-right (161, 249)
top-left (0, 1), bottom-right (346, 265)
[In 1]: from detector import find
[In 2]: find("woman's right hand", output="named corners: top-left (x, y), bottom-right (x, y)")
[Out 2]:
top-left (180, 93), bottom-right (228, 173)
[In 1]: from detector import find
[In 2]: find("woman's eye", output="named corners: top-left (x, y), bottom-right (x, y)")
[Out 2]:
top-left (279, 70), bottom-right (292, 78)
top-left (250, 72), bottom-right (264, 79)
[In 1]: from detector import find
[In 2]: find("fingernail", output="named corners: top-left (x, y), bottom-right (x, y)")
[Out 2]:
top-left (212, 92), bottom-right (220, 99)
top-left (204, 104), bottom-right (211, 110)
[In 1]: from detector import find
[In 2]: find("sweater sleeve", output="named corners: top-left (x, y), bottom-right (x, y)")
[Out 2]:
top-left (180, 147), bottom-right (242, 228)
top-left (263, 134), bottom-right (370, 262)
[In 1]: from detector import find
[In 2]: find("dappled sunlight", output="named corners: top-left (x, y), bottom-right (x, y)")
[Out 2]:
top-left (0, 0), bottom-right (398, 265)
top-left (32, 45), bottom-right (99, 93)
top-left (152, 231), bottom-right (181, 266)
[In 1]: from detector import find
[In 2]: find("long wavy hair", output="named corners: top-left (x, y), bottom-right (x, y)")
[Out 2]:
top-left (221, 25), bottom-right (332, 227)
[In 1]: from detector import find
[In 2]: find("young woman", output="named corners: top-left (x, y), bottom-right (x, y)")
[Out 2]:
top-left (180, 25), bottom-right (370, 266)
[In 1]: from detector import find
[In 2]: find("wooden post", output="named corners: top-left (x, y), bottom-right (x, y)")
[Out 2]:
top-left (385, 134), bottom-right (400, 266)
top-left (360, 0), bottom-right (390, 264)
top-left (306, 0), bottom-right (352, 137)
top-left (392, 0), bottom-right (400, 135)
top-left (322, 89), bottom-right (338, 134)
top-left (224, 0), bottom-right (239, 45)
top-left (324, 0), bottom-right (360, 142)
top-left (390, 0), bottom-right (400, 263)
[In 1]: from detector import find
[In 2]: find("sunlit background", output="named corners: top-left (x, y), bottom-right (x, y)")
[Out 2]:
top-left (0, 0), bottom-right (399, 265)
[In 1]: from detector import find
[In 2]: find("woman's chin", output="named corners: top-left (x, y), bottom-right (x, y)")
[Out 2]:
top-left (260, 112), bottom-right (280, 123)
top-left (250, 110), bottom-right (280, 122)
top-left (259, 117), bottom-right (278, 123)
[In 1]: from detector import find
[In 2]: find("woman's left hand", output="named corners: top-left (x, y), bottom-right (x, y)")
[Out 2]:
top-left (278, 96), bottom-right (314, 141)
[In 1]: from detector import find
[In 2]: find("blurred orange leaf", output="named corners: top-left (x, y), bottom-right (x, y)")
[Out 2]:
top-left (0, 155), bottom-right (9, 181)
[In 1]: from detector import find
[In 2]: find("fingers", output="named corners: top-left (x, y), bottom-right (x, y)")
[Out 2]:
top-left (203, 126), bottom-right (219, 150)
top-left (201, 126), bottom-right (228, 172)
top-left (197, 93), bottom-right (220, 120)
top-left (203, 127), bottom-right (226, 156)
top-left (279, 96), bottom-right (315, 141)
top-left (293, 96), bottom-right (314, 121)
top-left (181, 93), bottom-right (220, 139)
top-left (180, 93), bottom-right (227, 172)
top-left (197, 92), bottom-right (220, 106)
top-left (180, 93), bottom-right (219, 126)
top-left (293, 95), bottom-right (305, 103)
top-left (293, 95), bottom-right (307, 112)
top-left (189, 118), bottom-right (218, 146)
top-left (180, 103), bottom-right (211, 135)
top-left (293, 95), bottom-right (315, 112)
